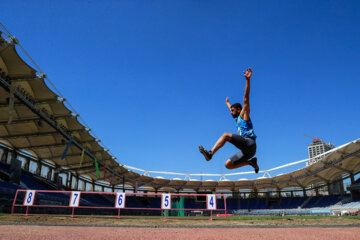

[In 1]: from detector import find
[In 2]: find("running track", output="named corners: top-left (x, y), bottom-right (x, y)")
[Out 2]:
top-left (0, 225), bottom-right (359, 240)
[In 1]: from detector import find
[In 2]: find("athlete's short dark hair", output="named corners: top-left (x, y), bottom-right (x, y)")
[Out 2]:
top-left (231, 103), bottom-right (242, 109)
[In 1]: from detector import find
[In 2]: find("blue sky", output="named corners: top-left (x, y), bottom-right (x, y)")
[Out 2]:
top-left (2, 0), bottom-right (360, 180)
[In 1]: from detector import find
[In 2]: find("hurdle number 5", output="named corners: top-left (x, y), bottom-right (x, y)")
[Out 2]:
top-left (161, 194), bottom-right (171, 209)
top-left (207, 194), bottom-right (216, 210)
top-left (23, 190), bottom-right (36, 206)
top-left (165, 196), bottom-right (169, 206)
top-left (116, 193), bottom-right (126, 208)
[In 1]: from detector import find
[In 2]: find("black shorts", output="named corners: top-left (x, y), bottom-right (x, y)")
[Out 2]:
top-left (229, 134), bottom-right (257, 164)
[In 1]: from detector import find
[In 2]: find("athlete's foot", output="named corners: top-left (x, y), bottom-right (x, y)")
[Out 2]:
top-left (199, 145), bottom-right (212, 161)
top-left (249, 157), bottom-right (259, 173)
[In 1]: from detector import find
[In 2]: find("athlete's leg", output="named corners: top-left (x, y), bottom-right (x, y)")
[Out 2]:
top-left (199, 133), bottom-right (232, 161)
top-left (226, 135), bottom-right (259, 172)
top-left (210, 133), bottom-right (232, 155)
top-left (225, 158), bottom-right (258, 171)
top-left (225, 159), bottom-right (250, 169)
top-left (225, 139), bottom-right (259, 172)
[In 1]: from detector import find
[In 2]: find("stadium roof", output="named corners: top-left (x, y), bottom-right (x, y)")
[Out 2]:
top-left (0, 30), bottom-right (359, 192)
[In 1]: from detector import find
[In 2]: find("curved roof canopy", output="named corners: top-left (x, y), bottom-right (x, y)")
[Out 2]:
top-left (0, 33), bottom-right (359, 192)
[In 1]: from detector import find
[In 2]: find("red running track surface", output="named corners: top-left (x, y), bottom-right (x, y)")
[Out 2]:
top-left (0, 225), bottom-right (359, 240)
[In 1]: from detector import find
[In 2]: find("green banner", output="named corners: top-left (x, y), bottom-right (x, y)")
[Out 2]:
top-left (94, 157), bottom-right (100, 175)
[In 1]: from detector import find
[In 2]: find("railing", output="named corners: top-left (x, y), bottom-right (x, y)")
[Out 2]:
top-left (12, 189), bottom-right (227, 220)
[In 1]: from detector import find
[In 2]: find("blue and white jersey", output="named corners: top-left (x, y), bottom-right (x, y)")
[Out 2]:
top-left (236, 115), bottom-right (257, 140)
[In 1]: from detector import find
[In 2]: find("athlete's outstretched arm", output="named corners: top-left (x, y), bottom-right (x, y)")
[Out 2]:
top-left (225, 97), bottom-right (232, 111)
top-left (241, 68), bottom-right (252, 121)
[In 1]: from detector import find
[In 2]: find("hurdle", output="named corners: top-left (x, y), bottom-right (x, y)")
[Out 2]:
top-left (12, 189), bottom-right (227, 220)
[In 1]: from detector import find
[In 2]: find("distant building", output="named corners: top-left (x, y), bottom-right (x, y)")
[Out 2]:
top-left (306, 139), bottom-right (335, 166)
top-left (305, 139), bottom-right (344, 195)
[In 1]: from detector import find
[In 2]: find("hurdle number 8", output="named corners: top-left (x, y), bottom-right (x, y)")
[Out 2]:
top-left (24, 190), bottom-right (36, 206)
top-left (27, 192), bottom-right (33, 203)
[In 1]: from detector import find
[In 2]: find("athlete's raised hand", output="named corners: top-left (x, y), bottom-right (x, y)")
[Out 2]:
top-left (243, 68), bottom-right (252, 80)
top-left (225, 97), bottom-right (231, 110)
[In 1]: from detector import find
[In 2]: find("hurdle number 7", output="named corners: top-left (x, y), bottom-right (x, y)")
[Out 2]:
top-left (69, 191), bottom-right (81, 207)
top-left (73, 193), bottom-right (78, 205)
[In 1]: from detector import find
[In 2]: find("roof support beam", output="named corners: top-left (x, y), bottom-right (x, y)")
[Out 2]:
top-left (335, 150), bottom-right (348, 158)
top-left (0, 99), bottom-right (60, 107)
top-left (294, 180), bottom-right (304, 188)
top-left (67, 165), bottom-right (95, 172)
top-left (304, 169), bottom-right (329, 182)
top-left (62, 158), bottom-right (114, 169)
top-left (7, 76), bottom-right (40, 81)
top-left (47, 150), bottom-right (106, 159)
top-left (21, 140), bottom-right (96, 149)
top-left (62, 162), bottom-right (94, 168)
top-left (0, 114), bottom-right (73, 124)
top-left (2, 129), bottom-right (84, 139)
top-left (332, 165), bottom-right (352, 174)
top-left (290, 176), bottom-right (304, 188)
top-left (46, 153), bottom-right (82, 160)
top-left (314, 174), bottom-right (329, 182)
top-left (76, 168), bottom-right (103, 175)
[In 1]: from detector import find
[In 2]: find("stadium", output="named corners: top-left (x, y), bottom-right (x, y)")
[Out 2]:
top-left (1, 21), bottom-right (360, 218)
top-left (1, 7), bottom-right (360, 238)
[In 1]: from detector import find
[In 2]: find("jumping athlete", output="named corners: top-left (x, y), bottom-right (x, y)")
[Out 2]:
top-left (199, 67), bottom-right (259, 173)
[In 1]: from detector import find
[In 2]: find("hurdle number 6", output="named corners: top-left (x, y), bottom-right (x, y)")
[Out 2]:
top-left (118, 194), bottom-right (123, 205)
top-left (116, 193), bottom-right (125, 208)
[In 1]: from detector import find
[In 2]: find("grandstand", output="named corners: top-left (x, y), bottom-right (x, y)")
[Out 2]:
top-left (0, 24), bottom-right (360, 217)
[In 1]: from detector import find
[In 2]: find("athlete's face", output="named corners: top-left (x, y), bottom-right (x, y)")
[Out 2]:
top-left (230, 107), bottom-right (241, 118)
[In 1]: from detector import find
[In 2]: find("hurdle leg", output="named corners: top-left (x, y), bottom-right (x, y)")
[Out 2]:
top-left (11, 190), bottom-right (19, 215)
top-left (25, 206), bottom-right (29, 216)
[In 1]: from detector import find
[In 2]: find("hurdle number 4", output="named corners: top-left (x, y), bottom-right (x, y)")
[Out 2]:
top-left (207, 194), bottom-right (216, 210)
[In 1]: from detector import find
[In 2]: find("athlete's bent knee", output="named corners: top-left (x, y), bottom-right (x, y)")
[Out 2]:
top-left (225, 160), bottom-right (234, 169)
top-left (222, 133), bottom-right (232, 142)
